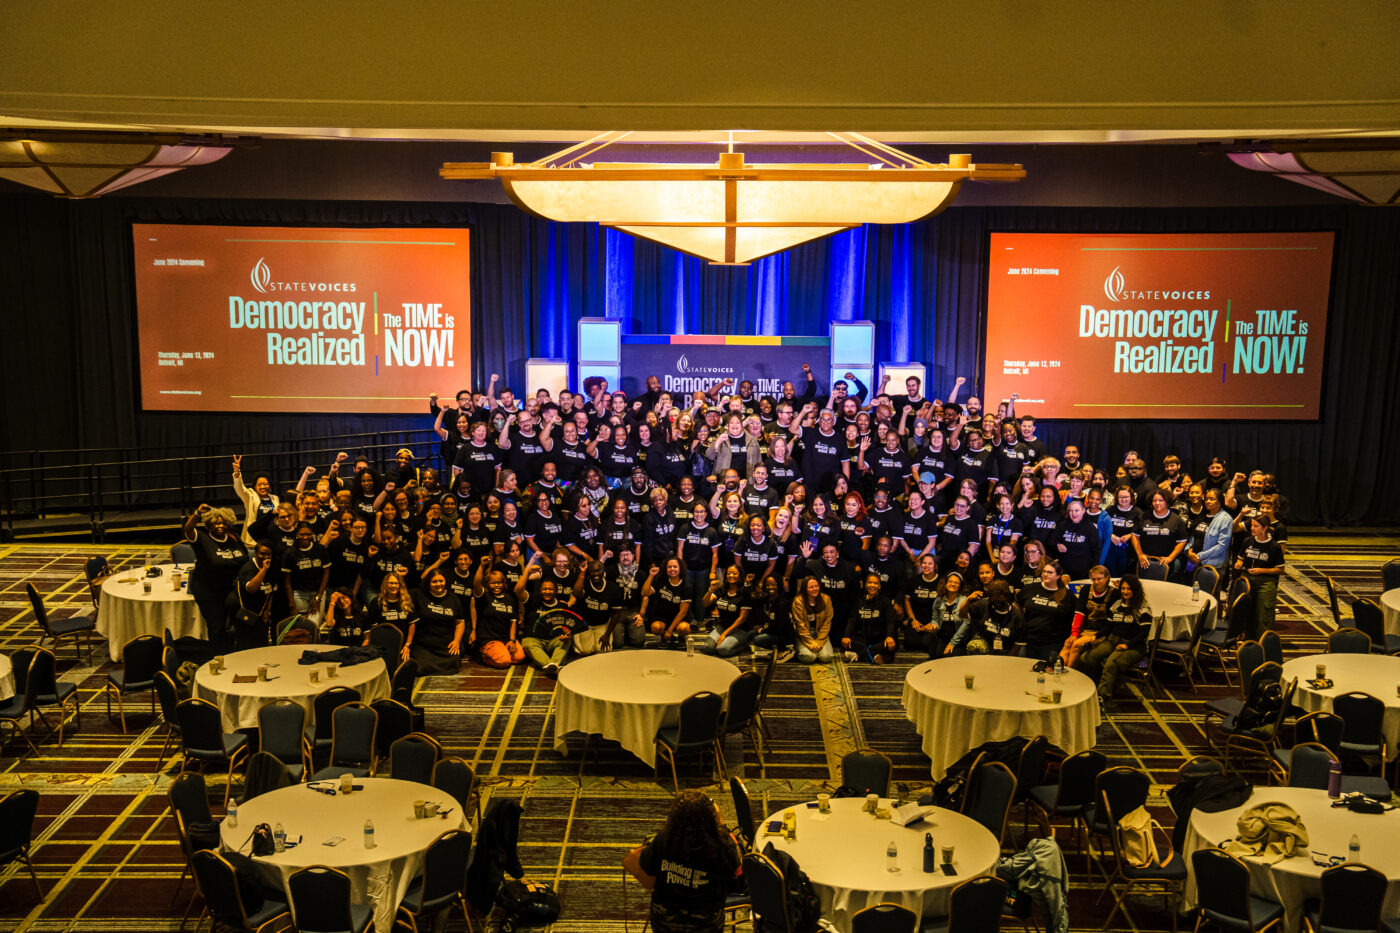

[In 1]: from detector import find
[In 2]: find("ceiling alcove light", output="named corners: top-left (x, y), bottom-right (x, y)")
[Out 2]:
top-left (0, 130), bottom-right (242, 198)
top-left (442, 132), bottom-right (1026, 264)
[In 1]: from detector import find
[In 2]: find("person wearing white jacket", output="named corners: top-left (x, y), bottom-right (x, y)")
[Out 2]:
top-left (231, 455), bottom-right (279, 547)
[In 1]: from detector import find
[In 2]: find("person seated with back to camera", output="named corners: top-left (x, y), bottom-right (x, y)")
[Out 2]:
top-left (623, 789), bottom-right (742, 933)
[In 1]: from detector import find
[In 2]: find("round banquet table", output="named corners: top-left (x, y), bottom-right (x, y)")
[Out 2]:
top-left (0, 653), bottom-right (12, 701)
top-left (1383, 588), bottom-right (1400, 638)
top-left (220, 777), bottom-right (463, 933)
top-left (1182, 785), bottom-right (1400, 933)
top-left (1071, 578), bottom-right (1217, 642)
top-left (97, 564), bottom-right (205, 662)
top-left (1282, 652), bottom-right (1400, 761)
top-left (902, 655), bottom-right (1100, 777)
top-left (194, 644), bottom-right (391, 732)
top-left (552, 649), bottom-right (741, 767)
top-left (762, 797), bottom-right (1000, 932)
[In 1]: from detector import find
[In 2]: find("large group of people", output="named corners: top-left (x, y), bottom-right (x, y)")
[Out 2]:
top-left (182, 364), bottom-right (1288, 705)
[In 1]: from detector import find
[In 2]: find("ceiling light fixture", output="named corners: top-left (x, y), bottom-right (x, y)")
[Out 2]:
top-left (0, 130), bottom-right (246, 198)
top-left (1224, 140), bottom-right (1400, 205)
top-left (442, 132), bottom-right (1025, 264)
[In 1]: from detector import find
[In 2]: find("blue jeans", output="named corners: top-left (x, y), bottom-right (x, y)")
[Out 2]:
top-left (704, 627), bottom-right (754, 657)
top-left (685, 568), bottom-right (711, 618)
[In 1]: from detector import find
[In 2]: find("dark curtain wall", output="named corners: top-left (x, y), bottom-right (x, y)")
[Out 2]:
top-left (1, 192), bottom-right (1396, 524)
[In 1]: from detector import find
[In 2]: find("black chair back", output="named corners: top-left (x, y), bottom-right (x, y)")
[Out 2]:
top-left (1227, 574), bottom-right (1252, 606)
top-left (10, 646), bottom-right (39, 705)
top-left (1300, 711), bottom-right (1345, 754)
top-left (1328, 627), bottom-right (1371, 654)
top-left (1324, 575), bottom-right (1343, 626)
top-left (1352, 599), bottom-right (1386, 649)
top-left (367, 623), bottom-right (405, 661)
top-left (1139, 562), bottom-right (1168, 581)
top-left (370, 698), bottom-right (414, 760)
top-left (722, 669), bottom-right (763, 734)
top-left (25, 648), bottom-right (61, 699)
top-left (946, 874), bottom-right (1008, 933)
top-left (1013, 735), bottom-right (1048, 802)
top-left (1245, 661), bottom-right (1283, 698)
top-left (25, 584), bottom-right (53, 637)
top-left (242, 750), bottom-right (294, 801)
top-left (965, 761), bottom-right (1017, 844)
top-left (391, 658), bottom-right (419, 699)
top-left (162, 646), bottom-right (182, 682)
top-left (674, 691), bottom-right (725, 748)
top-left (122, 634), bottom-right (164, 685)
top-left (84, 556), bottom-right (109, 607)
top-left (1095, 767), bottom-right (1150, 833)
top-left (168, 771), bottom-right (213, 826)
top-left (288, 865), bottom-right (356, 932)
top-left (1176, 755), bottom-right (1224, 782)
top-left (328, 703), bottom-right (377, 770)
top-left (312, 686), bottom-right (361, 744)
top-left (171, 541), bottom-right (197, 566)
top-left (1228, 592), bottom-right (1256, 640)
top-left (1258, 629), bottom-right (1282, 665)
top-left (431, 756), bottom-right (475, 811)
top-left (730, 776), bottom-right (758, 850)
top-left (1384, 559), bottom-right (1400, 592)
top-left (190, 850), bottom-right (256, 930)
top-left (1286, 742), bottom-right (1336, 789)
top-left (175, 699), bottom-right (228, 757)
top-left (742, 851), bottom-right (791, 933)
top-left (1317, 862), bottom-right (1386, 931)
top-left (1334, 692), bottom-right (1385, 748)
top-left (417, 829), bottom-right (473, 914)
top-left (154, 671), bottom-right (181, 724)
top-left (1233, 641), bottom-right (1265, 694)
top-left (1055, 750), bottom-right (1109, 810)
top-left (1193, 565), bottom-right (1220, 596)
top-left (851, 901), bottom-right (918, 933)
top-left (841, 747), bottom-right (893, 797)
top-left (258, 699), bottom-right (307, 770)
top-left (390, 732), bottom-right (443, 783)
top-left (1192, 848), bottom-right (1256, 927)
top-left (0, 789), bottom-right (40, 859)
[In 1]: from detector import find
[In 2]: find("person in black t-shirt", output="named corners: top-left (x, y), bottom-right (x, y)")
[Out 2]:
top-left (844, 573), bottom-right (898, 663)
top-left (407, 569), bottom-right (467, 675)
top-left (623, 790), bottom-right (742, 933)
top-left (1234, 515), bottom-right (1285, 640)
top-left (642, 558), bottom-right (695, 644)
top-left (183, 504), bottom-right (249, 645)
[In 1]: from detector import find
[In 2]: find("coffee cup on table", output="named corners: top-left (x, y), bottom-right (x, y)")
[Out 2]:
top-left (414, 800), bottom-right (427, 819)
top-left (309, 669), bottom-right (320, 684)
top-left (1316, 664), bottom-right (1326, 681)
top-left (423, 801), bottom-right (439, 817)
top-left (340, 773), bottom-right (354, 794)
top-left (257, 665), bottom-right (269, 681)
top-left (1052, 688), bottom-right (1063, 704)
top-left (964, 674), bottom-right (975, 689)
top-left (865, 793), bottom-right (879, 813)
top-left (142, 579), bottom-right (152, 595)
top-left (817, 793), bottom-right (831, 813)
top-left (941, 845), bottom-right (955, 865)
top-left (327, 663), bottom-right (339, 679)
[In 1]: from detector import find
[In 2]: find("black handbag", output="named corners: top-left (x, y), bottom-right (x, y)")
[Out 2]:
top-left (250, 822), bottom-right (276, 857)
top-left (496, 878), bottom-right (561, 929)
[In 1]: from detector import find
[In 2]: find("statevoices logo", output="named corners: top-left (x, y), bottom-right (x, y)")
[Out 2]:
top-left (675, 353), bottom-right (733, 376)
top-left (1104, 265), bottom-right (1126, 302)
top-left (251, 257), bottom-right (272, 294)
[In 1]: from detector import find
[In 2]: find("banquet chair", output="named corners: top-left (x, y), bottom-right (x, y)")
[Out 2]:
top-left (1154, 606), bottom-right (1211, 688)
top-left (257, 698), bottom-right (310, 781)
top-left (1270, 711), bottom-right (1332, 783)
top-left (963, 761), bottom-right (1018, 847)
top-left (310, 702), bottom-right (378, 781)
top-left (716, 669), bottom-right (764, 774)
top-left (0, 789), bottom-right (44, 899)
top-left (1258, 630), bottom-right (1283, 666)
top-left (920, 874), bottom-right (1008, 933)
top-left (1191, 847), bottom-right (1284, 932)
top-left (0, 647), bottom-right (40, 759)
top-left (1220, 678), bottom-right (1296, 777)
top-left (1384, 559), bottom-right (1400, 592)
top-left (850, 902), bottom-right (918, 933)
top-left (389, 732), bottom-right (443, 784)
top-left (1025, 749), bottom-right (1106, 870)
top-left (1099, 787), bottom-right (1185, 933)
top-left (170, 541), bottom-right (197, 566)
top-left (310, 685), bottom-right (361, 759)
top-left (84, 556), bottom-right (109, 609)
top-left (1139, 562), bottom-right (1169, 582)
top-left (162, 645), bottom-right (182, 682)
top-left (104, 634), bottom-right (162, 733)
top-left (753, 649), bottom-right (779, 742)
top-left (1203, 648), bottom-right (1273, 741)
top-left (743, 850), bottom-right (820, 933)
top-left (164, 626), bottom-right (217, 666)
top-left (1285, 742), bottom-right (1336, 789)
top-left (1327, 628), bottom-right (1371, 655)
top-left (391, 658), bottom-right (425, 730)
top-left (397, 828), bottom-right (473, 933)
top-left (367, 623), bottom-right (405, 662)
top-left (840, 747), bottom-right (893, 797)
top-left (175, 698), bottom-right (250, 806)
top-left (654, 690), bottom-right (725, 792)
top-left (26, 647), bottom-right (80, 746)
top-left (1226, 590), bottom-right (1256, 643)
top-left (26, 583), bottom-right (97, 663)
top-left (1350, 598), bottom-right (1400, 653)
top-left (1122, 619), bottom-right (1167, 698)
top-left (729, 776), bottom-right (759, 852)
top-left (1333, 691), bottom-right (1388, 774)
top-left (371, 698), bottom-right (415, 769)
top-left (1193, 565), bottom-right (1221, 597)
top-left (1304, 862), bottom-right (1386, 933)
top-left (189, 849), bottom-right (291, 933)
top-left (1010, 735), bottom-right (1048, 829)
top-left (168, 771), bottom-right (216, 905)
top-left (431, 756), bottom-right (479, 826)
top-left (240, 750), bottom-right (294, 803)
top-left (1083, 766), bottom-right (1150, 880)
top-left (288, 865), bottom-right (373, 933)
top-left (153, 670), bottom-right (183, 771)
top-left (1324, 575), bottom-right (1346, 628)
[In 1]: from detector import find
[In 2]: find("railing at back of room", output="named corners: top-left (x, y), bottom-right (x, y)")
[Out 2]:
top-left (0, 429), bottom-right (443, 540)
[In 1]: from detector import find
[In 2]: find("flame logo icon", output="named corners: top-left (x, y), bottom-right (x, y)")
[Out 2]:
top-left (676, 354), bottom-right (690, 373)
top-left (1104, 265), bottom-right (1126, 302)
top-left (251, 257), bottom-right (272, 294)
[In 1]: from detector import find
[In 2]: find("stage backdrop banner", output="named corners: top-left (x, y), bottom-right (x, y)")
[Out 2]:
top-left (132, 223), bottom-right (470, 413)
top-left (984, 231), bottom-right (1334, 420)
top-left (619, 335), bottom-right (830, 400)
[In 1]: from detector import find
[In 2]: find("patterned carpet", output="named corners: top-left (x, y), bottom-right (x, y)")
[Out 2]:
top-left (1, 533), bottom-right (1397, 932)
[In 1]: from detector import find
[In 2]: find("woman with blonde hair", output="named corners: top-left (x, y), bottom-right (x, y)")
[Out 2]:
top-left (182, 503), bottom-right (248, 646)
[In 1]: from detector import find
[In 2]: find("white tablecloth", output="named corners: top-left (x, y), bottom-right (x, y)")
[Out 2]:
top-left (902, 655), bottom-right (1100, 777)
top-left (1382, 589), bottom-right (1400, 638)
top-left (1283, 653), bottom-right (1400, 761)
top-left (762, 797), bottom-right (1000, 933)
top-left (1183, 785), bottom-right (1400, 933)
top-left (1071, 578), bottom-right (1216, 641)
top-left (194, 645), bottom-right (390, 732)
top-left (553, 649), bottom-right (740, 767)
top-left (221, 777), bottom-right (464, 933)
top-left (98, 564), bottom-right (205, 662)
top-left (0, 654), bottom-right (12, 701)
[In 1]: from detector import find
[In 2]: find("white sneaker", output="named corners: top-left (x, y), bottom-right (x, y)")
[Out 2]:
top-left (543, 662), bottom-right (560, 677)
top-left (843, 650), bottom-right (859, 663)
top-left (775, 648), bottom-right (796, 663)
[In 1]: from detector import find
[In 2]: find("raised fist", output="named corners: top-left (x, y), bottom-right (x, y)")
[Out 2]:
top-left (302, 466), bottom-right (317, 477)
top-left (955, 376), bottom-right (966, 386)
top-left (801, 363), bottom-right (811, 374)
top-left (336, 452), bottom-right (348, 462)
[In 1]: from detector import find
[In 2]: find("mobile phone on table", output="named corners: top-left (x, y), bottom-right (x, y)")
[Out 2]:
top-left (765, 820), bottom-right (783, 834)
